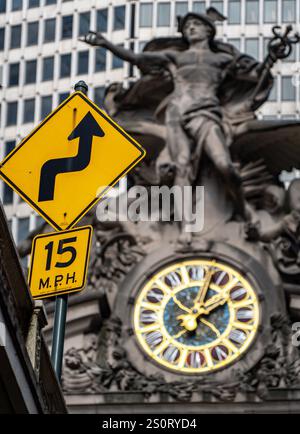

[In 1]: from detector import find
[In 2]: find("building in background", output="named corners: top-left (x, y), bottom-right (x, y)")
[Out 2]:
top-left (0, 0), bottom-right (298, 245)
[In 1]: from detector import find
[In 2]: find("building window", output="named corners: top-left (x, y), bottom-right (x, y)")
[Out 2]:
top-left (58, 92), bottom-right (69, 104)
top-left (140, 3), bottom-right (153, 27)
top-left (269, 77), bottom-right (277, 101)
top-left (157, 2), bottom-right (171, 27)
top-left (8, 63), bottom-right (19, 86)
top-left (17, 217), bottom-right (30, 244)
top-left (29, 0), bottom-right (39, 8)
top-left (114, 6), bottom-right (126, 30)
top-left (193, 2), bottom-right (205, 13)
top-left (228, 0), bottom-right (241, 24)
top-left (282, 76), bottom-right (295, 101)
top-left (0, 28), bottom-right (4, 51)
top-left (112, 45), bottom-right (124, 69)
top-left (45, 0), bottom-right (56, 4)
top-left (77, 50), bottom-right (89, 75)
top-left (97, 9), bottom-right (108, 32)
top-left (23, 98), bottom-right (35, 123)
top-left (228, 38), bottom-right (241, 51)
top-left (245, 38), bottom-right (259, 59)
top-left (3, 141), bottom-right (15, 204)
top-left (95, 47), bottom-right (106, 72)
top-left (60, 53), bottom-right (71, 77)
top-left (175, 1), bottom-right (188, 16)
top-left (41, 95), bottom-right (52, 119)
top-left (62, 15), bottom-right (73, 39)
top-left (6, 102), bottom-right (18, 126)
top-left (10, 24), bottom-right (21, 49)
top-left (25, 60), bottom-right (37, 84)
top-left (264, 0), bottom-right (277, 23)
top-left (12, 0), bottom-right (22, 11)
top-left (79, 12), bottom-right (90, 37)
top-left (27, 21), bottom-right (39, 46)
top-left (246, 0), bottom-right (259, 23)
top-left (282, 0), bottom-right (295, 23)
top-left (42, 56), bottom-right (54, 81)
top-left (94, 86), bottom-right (105, 107)
top-left (44, 18), bottom-right (56, 43)
top-left (0, 0), bottom-right (6, 13)
top-left (210, 1), bottom-right (223, 14)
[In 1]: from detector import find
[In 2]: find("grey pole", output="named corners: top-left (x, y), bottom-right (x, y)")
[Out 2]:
top-left (51, 80), bottom-right (89, 382)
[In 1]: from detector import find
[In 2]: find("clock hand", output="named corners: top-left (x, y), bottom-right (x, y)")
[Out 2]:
top-left (194, 260), bottom-right (216, 307)
top-left (200, 318), bottom-right (221, 338)
top-left (202, 294), bottom-right (229, 315)
top-left (172, 328), bottom-right (188, 339)
top-left (172, 295), bottom-right (192, 314)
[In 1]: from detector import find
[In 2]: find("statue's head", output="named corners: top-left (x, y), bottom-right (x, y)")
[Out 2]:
top-left (178, 7), bottom-right (226, 44)
top-left (287, 179), bottom-right (300, 212)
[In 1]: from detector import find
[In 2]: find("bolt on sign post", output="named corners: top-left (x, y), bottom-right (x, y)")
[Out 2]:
top-left (0, 80), bottom-right (146, 381)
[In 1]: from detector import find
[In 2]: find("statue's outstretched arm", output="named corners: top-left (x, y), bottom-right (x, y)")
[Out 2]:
top-left (81, 31), bottom-right (171, 68)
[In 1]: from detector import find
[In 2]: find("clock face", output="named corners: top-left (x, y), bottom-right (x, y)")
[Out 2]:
top-left (133, 259), bottom-right (260, 374)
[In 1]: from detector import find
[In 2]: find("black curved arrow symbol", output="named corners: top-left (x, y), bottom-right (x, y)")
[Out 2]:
top-left (38, 111), bottom-right (105, 202)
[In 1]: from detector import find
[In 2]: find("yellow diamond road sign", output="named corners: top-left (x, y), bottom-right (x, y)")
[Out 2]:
top-left (29, 226), bottom-right (93, 299)
top-left (0, 92), bottom-right (145, 231)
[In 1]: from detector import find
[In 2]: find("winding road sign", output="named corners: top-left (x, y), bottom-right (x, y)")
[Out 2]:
top-left (0, 92), bottom-right (145, 230)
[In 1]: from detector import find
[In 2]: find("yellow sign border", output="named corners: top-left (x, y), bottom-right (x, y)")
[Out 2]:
top-left (0, 92), bottom-right (146, 231)
top-left (28, 225), bottom-right (93, 299)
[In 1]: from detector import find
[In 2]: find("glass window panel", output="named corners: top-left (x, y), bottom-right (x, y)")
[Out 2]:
top-left (44, 18), bottom-right (56, 42)
top-left (282, 76), bottom-right (295, 101)
top-left (60, 53), bottom-right (71, 77)
top-left (17, 217), bottom-right (30, 244)
top-left (246, 0), bottom-right (259, 23)
top-left (112, 45), bottom-right (124, 69)
top-left (140, 3), bottom-right (153, 27)
top-left (3, 142), bottom-right (14, 204)
top-left (264, 0), bottom-right (277, 23)
top-left (9, 63), bottom-right (19, 86)
top-left (282, 0), bottom-right (295, 23)
top-left (6, 102), bottom-right (18, 126)
top-left (62, 15), bottom-right (73, 39)
top-left (42, 56), bottom-right (54, 81)
top-left (210, 1), bottom-right (223, 14)
top-left (58, 92), bottom-right (69, 104)
top-left (41, 95), bottom-right (52, 119)
top-left (12, 0), bottom-right (22, 11)
top-left (245, 38), bottom-right (259, 59)
top-left (0, 28), bottom-right (4, 51)
top-left (228, 38), bottom-right (241, 51)
top-left (77, 50), bottom-right (89, 75)
top-left (193, 2), bottom-right (205, 13)
top-left (94, 86), bottom-right (105, 107)
top-left (95, 47), bottom-right (106, 72)
top-left (23, 98), bottom-right (35, 123)
top-left (157, 2), bottom-right (171, 26)
top-left (79, 12), bottom-right (90, 37)
top-left (27, 21), bottom-right (39, 46)
top-left (45, 0), bottom-right (56, 4)
top-left (97, 9), bottom-right (108, 32)
top-left (175, 1), bottom-right (188, 16)
top-left (29, 0), bottom-right (39, 8)
top-left (25, 60), bottom-right (37, 84)
top-left (228, 0), bottom-right (241, 24)
top-left (10, 25), bottom-right (21, 49)
top-left (114, 6), bottom-right (126, 30)
top-left (0, 0), bottom-right (6, 13)
top-left (269, 76), bottom-right (277, 101)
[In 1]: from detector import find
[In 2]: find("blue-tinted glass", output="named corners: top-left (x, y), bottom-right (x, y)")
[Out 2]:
top-left (6, 102), bottom-right (18, 126)
top-left (245, 38), bottom-right (259, 59)
top-left (41, 95), bottom-right (52, 119)
top-left (246, 0), bottom-right (259, 23)
top-left (112, 45), bottom-right (124, 69)
top-left (12, 0), bottom-right (22, 11)
top-left (0, 0), bottom-right (6, 13)
top-left (193, 2), bottom-right (205, 13)
top-left (97, 9), bottom-right (108, 32)
top-left (264, 0), bottom-right (277, 23)
top-left (27, 21), bottom-right (39, 46)
top-left (44, 18), bottom-right (56, 42)
top-left (10, 25), bottom-right (21, 49)
top-left (175, 1), bottom-right (188, 16)
top-left (23, 98), bottom-right (35, 123)
top-left (228, 0), bottom-right (241, 24)
top-left (29, 0), bottom-right (39, 8)
top-left (9, 63), bottom-right (19, 86)
top-left (114, 6), bottom-right (125, 30)
top-left (228, 38), bottom-right (241, 51)
top-left (60, 53), bottom-right (71, 77)
top-left (77, 51), bottom-right (89, 75)
top-left (282, 76), bottom-right (295, 101)
top-left (269, 77), bottom-right (277, 101)
top-left (95, 47), bottom-right (106, 72)
top-left (42, 56), bottom-right (54, 81)
top-left (25, 60), bottom-right (37, 84)
top-left (3, 141), bottom-right (15, 203)
top-left (62, 15), bottom-right (73, 39)
top-left (140, 3), bottom-right (153, 27)
top-left (17, 217), bottom-right (29, 244)
top-left (94, 86), bottom-right (105, 107)
top-left (0, 28), bottom-right (4, 50)
top-left (282, 0), bottom-right (295, 22)
top-left (79, 12), bottom-right (90, 36)
top-left (157, 3), bottom-right (171, 26)
top-left (58, 92), bottom-right (69, 104)
top-left (45, 0), bottom-right (56, 4)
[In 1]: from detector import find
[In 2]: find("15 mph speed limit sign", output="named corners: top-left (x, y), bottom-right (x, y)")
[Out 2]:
top-left (29, 226), bottom-right (93, 299)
